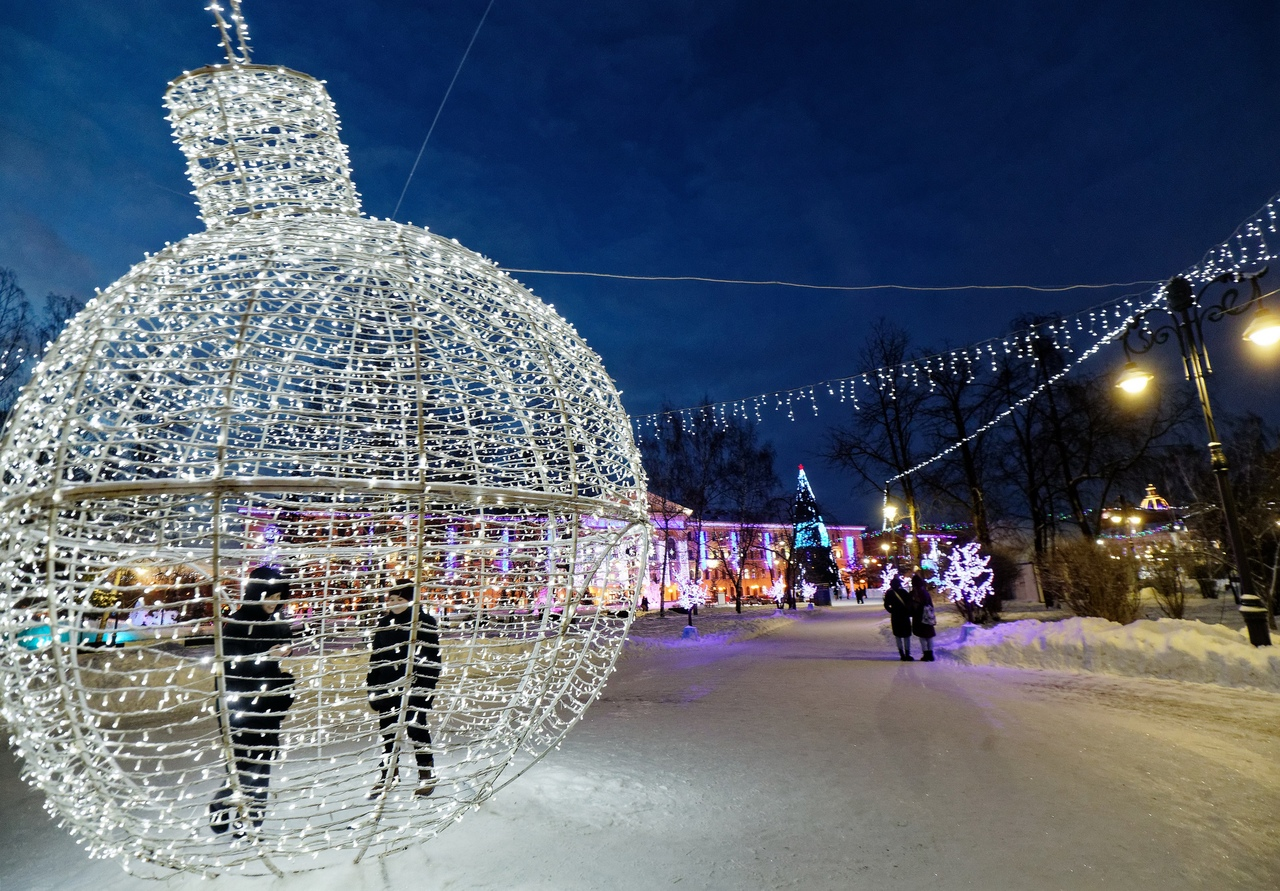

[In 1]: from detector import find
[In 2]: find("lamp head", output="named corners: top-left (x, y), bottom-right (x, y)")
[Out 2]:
top-left (1116, 361), bottom-right (1153, 394)
top-left (1243, 305), bottom-right (1280, 347)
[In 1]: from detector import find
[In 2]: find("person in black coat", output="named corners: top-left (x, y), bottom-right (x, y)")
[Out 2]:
top-left (883, 574), bottom-right (915, 661)
top-left (910, 569), bottom-right (937, 662)
top-left (367, 580), bottom-right (441, 798)
top-left (209, 566), bottom-right (295, 837)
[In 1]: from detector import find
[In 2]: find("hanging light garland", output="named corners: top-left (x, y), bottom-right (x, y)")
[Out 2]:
top-left (633, 289), bottom-right (1152, 432)
top-left (635, 185), bottom-right (1280, 492)
top-left (0, 3), bottom-right (647, 878)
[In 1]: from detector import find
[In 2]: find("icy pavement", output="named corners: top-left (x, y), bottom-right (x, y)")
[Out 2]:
top-left (3, 602), bottom-right (1278, 889)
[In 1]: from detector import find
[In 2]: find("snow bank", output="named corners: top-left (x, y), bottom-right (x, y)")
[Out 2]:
top-left (945, 616), bottom-right (1280, 692)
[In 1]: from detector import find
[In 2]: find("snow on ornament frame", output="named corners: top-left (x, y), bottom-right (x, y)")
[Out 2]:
top-left (0, 14), bottom-right (648, 879)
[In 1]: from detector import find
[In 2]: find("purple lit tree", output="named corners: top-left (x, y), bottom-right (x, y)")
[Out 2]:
top-left (676, 576), bottom-right (707, 628)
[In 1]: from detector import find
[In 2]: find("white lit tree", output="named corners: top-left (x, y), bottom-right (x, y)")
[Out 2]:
top-left (766, 577), bottom-right (786, 605)
top-left (939, 541), bottom-right (994, 623)
top-left (676, 575), bottom-right (707, 626)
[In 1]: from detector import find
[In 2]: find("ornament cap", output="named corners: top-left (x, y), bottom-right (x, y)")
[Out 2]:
top-left (165, 64), bottom-right (361, 223)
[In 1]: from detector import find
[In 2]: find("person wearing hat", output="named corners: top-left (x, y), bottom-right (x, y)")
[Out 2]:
top-left (209, 565), bottom-right (296, 838)
top-left (367, 579), bottom-right (441, 798)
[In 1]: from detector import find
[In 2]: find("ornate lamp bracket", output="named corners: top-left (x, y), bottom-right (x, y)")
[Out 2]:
top-left (1122, 266), bottom-right (1268, 379)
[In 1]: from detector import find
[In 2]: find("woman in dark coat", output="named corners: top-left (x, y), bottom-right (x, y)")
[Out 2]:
top-left (209, 566), bottom-right (295, 837)
top-left (367, 580), bottom-right (441, 798)
top-left (910, 569), bottom-right (937, 662)
top-left (883, 574), bottom-right (915, 661)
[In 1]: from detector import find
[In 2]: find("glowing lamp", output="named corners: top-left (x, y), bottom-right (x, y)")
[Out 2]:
top-left (1115, 361), bottom-right (1154, 394)
top-left (1242, 305), bottom-right (1280, 347)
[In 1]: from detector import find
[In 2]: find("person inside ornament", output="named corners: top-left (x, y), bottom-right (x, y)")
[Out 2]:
top-left (209, 566), bottom-right (296, 838)
top-left (367, 580), bottom-right (441, 799)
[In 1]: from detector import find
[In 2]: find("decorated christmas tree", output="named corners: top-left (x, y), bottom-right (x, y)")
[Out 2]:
top-left (792, 466), bottom-right (839, 605)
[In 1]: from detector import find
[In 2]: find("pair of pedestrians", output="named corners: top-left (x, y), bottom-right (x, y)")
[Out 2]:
top-left (884, 569), bottom-right (936, 661)
top-left (209, 571), bottom-right (441, 839)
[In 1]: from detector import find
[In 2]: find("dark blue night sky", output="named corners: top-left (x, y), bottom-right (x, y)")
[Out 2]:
top-left (4, 1), bottom-right (1280, 520)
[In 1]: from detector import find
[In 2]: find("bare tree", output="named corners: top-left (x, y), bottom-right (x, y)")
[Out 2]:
top-left (0, 268), bottom-right (87, 419)
top-left (0, 268), bottom-right (36, 415)
top-left (826, 320), bottom-right (929, 564)
top-left (1152, 413), bottom-right (1280, 628)
top-left (987, 349), bottom-right (1057, 560)
top-left (641, 403), bottom-right (780, 614)
top-left (705, 423), bottom-right (779, 613)
top-left (917, 352), bottom-right (997, 547)
top-left (639, 408), bottom-right (690, 616)
top-left (639, 402), bottom-right (726, 613)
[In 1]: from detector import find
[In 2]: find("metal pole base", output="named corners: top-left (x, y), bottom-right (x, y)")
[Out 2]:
top-left (1239, 595), bottom-right (1273, 647)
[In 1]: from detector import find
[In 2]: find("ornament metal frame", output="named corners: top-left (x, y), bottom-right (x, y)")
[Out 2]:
top-left (0, 33), bottom-right (648, 879)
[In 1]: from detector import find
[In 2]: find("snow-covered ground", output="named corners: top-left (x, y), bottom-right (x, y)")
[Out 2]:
top-left (4, 601), bottom-right (1279, 889)
top-left (945, 615), bottom-right (1280, 692)
top-left (873, 587), bottom-right (1280, 693)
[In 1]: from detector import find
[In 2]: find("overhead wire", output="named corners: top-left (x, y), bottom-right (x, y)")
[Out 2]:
top-left (501, 268), bottom-right (1160, 294)
top-left (391, 0), bottom-right (497, 221)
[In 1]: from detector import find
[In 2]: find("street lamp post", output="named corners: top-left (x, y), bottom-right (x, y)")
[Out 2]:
top-left (881, 499), bottom-right (900, 570)
top-left (1118, 268), bottom-right (1279, 646)
top-left (882, 500), bottom-right (898, 531)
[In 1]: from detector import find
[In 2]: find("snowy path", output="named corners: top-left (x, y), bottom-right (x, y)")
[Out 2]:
top-left (4, 603), bottom-right (1279, 889)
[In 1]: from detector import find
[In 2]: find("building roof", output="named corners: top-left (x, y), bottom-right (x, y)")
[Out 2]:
top-left (647, 492), bottom-right (693, 518)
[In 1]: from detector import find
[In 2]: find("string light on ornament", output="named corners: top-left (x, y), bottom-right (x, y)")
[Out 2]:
top-left (0, 3), bottom-right (647, 878)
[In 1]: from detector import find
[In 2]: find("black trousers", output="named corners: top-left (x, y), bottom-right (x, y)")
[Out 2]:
top-left (209, 716), bottom-right (282, 831)
top-left (217, 692), bottom-right (289, 797)
top-left (230, 723), bottom-right (282, 796)
top-left (375, 700), bottom-right (434, 773)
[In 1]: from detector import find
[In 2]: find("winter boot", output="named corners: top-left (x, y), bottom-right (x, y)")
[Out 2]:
top-left (208, 786), bottom-right (233, 835)
top-left (368, 760), bottom-right (400, 800)
top-left (415, 752), bottom-right (437, 798)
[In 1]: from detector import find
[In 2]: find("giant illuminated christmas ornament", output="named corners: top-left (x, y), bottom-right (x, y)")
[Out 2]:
top-left (0, 7), bottom-right (647, 878)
